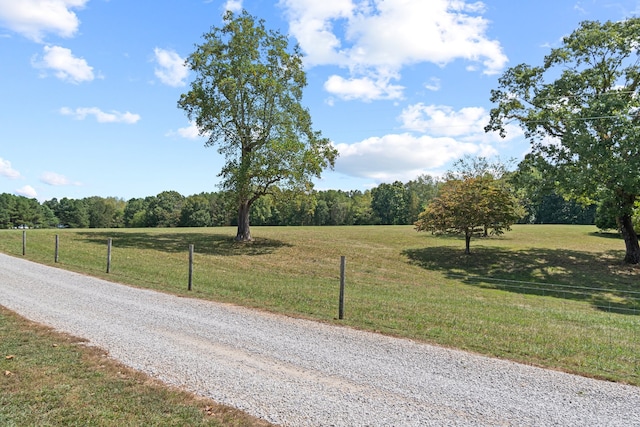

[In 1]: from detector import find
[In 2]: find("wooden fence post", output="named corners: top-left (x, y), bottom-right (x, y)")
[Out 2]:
top-left (55, 234), bottom-right (59, 263)
top-left (339, 256), bottom-right (346, 320)
top-left (106, 238), bottom-right (112, 273)
top-left (22, 230), bottom-right (26, 256)
top-left (188, 244), bottom-right (194, 291)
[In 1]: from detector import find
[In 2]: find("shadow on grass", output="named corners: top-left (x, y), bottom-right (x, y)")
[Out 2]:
top-left (589, 231), bottom-right (623, 239)
top-left (76, 231), bottom-right (292, 256)
top-left (403, 245), bottom-right (640, 315)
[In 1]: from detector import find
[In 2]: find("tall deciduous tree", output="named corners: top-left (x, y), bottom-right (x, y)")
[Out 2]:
top-left (85, 197), bottom-right (125, 228)
top-left (180, 195), bottom-right (213, 227)
top-left (147, 191), bottom-right (184, 228)
top-left (178, 10), bottom-right (337, 241)
top-left (415, 177), bottom-right (520, 254)
top-left (371, 181), bottom-right (409, 225)
top-left (486, 19), bottom-right (640, 263)
top-left (54, 198), bottom-right (89, 228)
top-left (405, 175), bottom-right (440, 223)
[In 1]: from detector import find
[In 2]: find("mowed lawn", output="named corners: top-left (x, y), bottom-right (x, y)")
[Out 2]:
top-left (1, 224), bottom-right (639, 386)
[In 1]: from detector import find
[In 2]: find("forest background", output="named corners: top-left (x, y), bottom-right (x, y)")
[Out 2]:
top-left (0, 166), bottom-right (597, 230)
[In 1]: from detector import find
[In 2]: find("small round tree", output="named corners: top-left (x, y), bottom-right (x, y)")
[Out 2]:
top-left (415, 176), bottom-right (521, 254)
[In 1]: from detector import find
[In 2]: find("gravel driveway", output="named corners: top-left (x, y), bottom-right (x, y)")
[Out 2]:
top-left (1, 253), bottom-right (639, 426)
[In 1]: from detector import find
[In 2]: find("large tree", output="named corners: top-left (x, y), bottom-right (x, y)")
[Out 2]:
top-left (486, 19), bottom-right (640, 263)
top-left (85, 197), bottom-right (125, 228)
top-left (371, 181), bottom-right (410, 225)
top-left (178, 10), bottom-right (337, 241)
top-left (56, 198), bottom-right (89, 229)
top-left (415, 176), bottom-right (520, 254)
top-left (146, 191), bottom-right (184, 228)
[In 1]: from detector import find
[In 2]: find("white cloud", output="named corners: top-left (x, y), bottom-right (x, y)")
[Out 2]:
top-left (284, 0), bottom-right (354, 67)
top-left (40, 172), bottom-right (69, 186)
top-left (40, 171), bottom-right (80, 186)
top-left (400, 103), bottom-right (487, 136)
top-left (33, 45), bottom-right (95, 84)
top-left (153, 48), bottom-right (188, 87)
top-left (334, 133), bottom-right (497, 182)
top-left (60, 107), bottom-right (141, 124)
top-left (16, 185), bottom-right (37, 198)
top-left (0, 157), bottom-right (21, 179)
top-left (399, 103), bottom-right (524, 144)
top-left (0, 0), bottom-right (88, 42)
top-left (324, 74), bottom-right (404, 101)
top-left (280, 0), bottom-right (508, 101)
top-left (573, 2), bottom-right (587, 14)
top-left (224, 0), bottom-right (243, 12)
top-left (424, 77), bottom-right (441, 92)
top-left (329, 104), bottom-right (519, 183)
top-left (167, 122), bottom-right (203, 139)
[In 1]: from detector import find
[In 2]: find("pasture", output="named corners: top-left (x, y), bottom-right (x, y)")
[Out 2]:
top-left (1, 225), bottom-right (639, 385)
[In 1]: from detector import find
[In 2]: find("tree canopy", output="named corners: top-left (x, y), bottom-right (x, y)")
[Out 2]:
top-left (178, 10), bottom-right (337, 241)
top-left (415, 175), bottom-right (521, 254)
top-left (486, 18), bottom-right (640, 263)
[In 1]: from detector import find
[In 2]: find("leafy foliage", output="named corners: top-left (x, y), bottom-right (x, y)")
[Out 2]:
top-left (370, 176), bottom-right (439, 225)
top-left (371, 181), bottom-right (410, 225)
top-left (178, 10), bottom-right (337, 241)
top-left (84, 197), bottom-right (125, 228)
top-left (0, 193), bottom-right (53, 229)
top-left (486, 18), bottom-right (640, 263)
top-left (415, 176), bottom-right (521, 254)
top-left (511, 157), bottom-right (596, 224)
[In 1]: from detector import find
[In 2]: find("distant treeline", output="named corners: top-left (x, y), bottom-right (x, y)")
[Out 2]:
top-left (0, 175), bottom-right (596, 229)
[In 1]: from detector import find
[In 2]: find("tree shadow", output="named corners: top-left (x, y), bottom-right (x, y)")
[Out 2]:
top-left (76, 231), bottom-right (292, 256)
top-left (403, 245), bottom-right (640, 315)
top-left (589, 231), bottom-right (622, 239)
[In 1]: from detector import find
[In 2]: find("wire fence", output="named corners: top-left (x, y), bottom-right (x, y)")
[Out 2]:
top-left (448, 273), bottom-right (640, 315)
top-left (7, 230), bottom-right (640, 383)
top-left (447, 272), bottom-right (640, 382)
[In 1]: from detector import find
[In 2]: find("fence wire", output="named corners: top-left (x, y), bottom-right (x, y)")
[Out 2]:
top-left (448, 272), bottom-right (640, 381)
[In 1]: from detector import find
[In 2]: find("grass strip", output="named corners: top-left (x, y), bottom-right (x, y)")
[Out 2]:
top-left (0, 307), bottom-right (272, 426)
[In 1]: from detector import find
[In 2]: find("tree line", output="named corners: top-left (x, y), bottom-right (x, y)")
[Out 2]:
top-left (0, 169), bottom-right (599, 230)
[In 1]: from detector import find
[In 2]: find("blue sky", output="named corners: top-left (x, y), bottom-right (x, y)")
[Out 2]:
top-left (1, 0), bottom-right (639, 201)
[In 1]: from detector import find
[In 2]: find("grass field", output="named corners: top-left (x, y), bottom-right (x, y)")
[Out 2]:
top-left (1, 224), bottom-right (639, 390)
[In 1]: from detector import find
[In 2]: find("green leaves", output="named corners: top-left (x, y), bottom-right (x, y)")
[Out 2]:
top-left (486, 18), bottom-right (640, 262)
top-left (177, 10), bottom-right (337, 240)
top-left (415, 176), bottom-right (520, 254)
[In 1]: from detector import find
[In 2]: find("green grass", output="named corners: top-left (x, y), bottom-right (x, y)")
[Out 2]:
top-left (1, 225), bottom-right (639, 387)
top-left (0, 307), bottom-right (272, 426)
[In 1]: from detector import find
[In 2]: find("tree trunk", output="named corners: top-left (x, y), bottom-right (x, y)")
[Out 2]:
top-left (235, 200), bottom-right (252, 242)
top-left (619, 213), bottom-right (640, 264)
top-left (465, 231), bottom-right (471, 255)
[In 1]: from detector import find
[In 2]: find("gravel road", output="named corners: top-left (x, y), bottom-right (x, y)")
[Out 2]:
top-left (1, 252), bottom-right (639, 426)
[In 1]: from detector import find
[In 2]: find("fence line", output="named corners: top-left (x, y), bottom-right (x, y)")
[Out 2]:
top-left (12, 231), bottom-right (639, 381)
top-left (448, 273), bottom-right (640, 315)
top-left (448, 273), bottom-right (640, 297)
